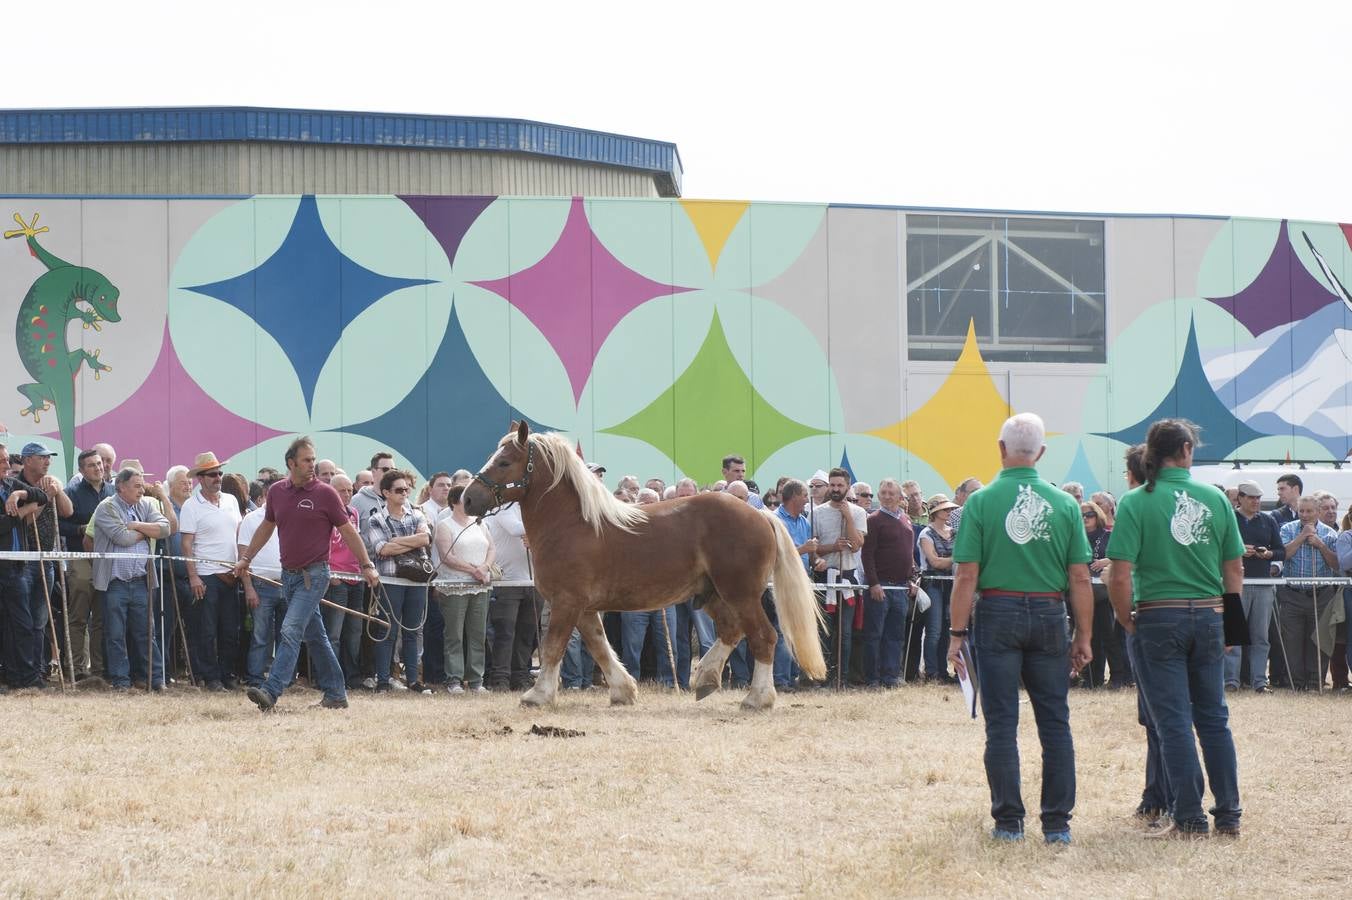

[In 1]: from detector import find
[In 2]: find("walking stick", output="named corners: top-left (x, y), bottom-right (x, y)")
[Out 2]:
top-left (167, 565), bottom-right (194, 685)
top-left (52, 505), bottom-right (76, 685)
top-left (1312, 582), bottom-right (1323, 694)
top-left (658, 602), bottom-right (680, 692)
top-left (1272, 587), bottom-right (1296, 692)
top-left (30, 518), bottom-right (65, 692)
top-left (834, 584), bottom-right (843, 691)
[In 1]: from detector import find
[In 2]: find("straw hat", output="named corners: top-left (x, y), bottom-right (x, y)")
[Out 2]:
top-left (926, 493), bottom-right (959, 516)
top-left (188, 451), bottom-right (227, 477)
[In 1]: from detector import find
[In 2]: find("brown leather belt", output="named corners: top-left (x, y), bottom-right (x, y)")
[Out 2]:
top-left (1136, 597), bottom-right (1222, 611)
top-left (980, 588), bottom-right (1063, 600)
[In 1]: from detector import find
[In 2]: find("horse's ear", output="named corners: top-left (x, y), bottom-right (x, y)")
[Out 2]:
top-left (516, 420), bottom-right (530, 447)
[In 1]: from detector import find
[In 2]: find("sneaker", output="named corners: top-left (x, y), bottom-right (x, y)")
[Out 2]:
top-left (319, 696), bottom-right (349, 709)
top-left (407, 682), bottom-right (433, 695)
top-left (361, 676), bottom-right (377, 691)
top-left (221, 678), bottom-right (240, 691)
top-left (1044, 831), bottom-right (1071, 845)
top-left (246, 686), bottom-right (276, 713)
top-left (391, 679), bottom-right (408, 691)
top-left (469, 684), bottom-right (488, 694)
top-left (447, 683), bottom-right (465, 695)
top-left (375, 682), bottom-right (392, 694)
top-left (1254, 686), bottom-right (1273, 694)
top-left (991, 828), bottom-right (1024, 842)
top-left (1144, 817), bottom-right (1207, 840)
top-left (1133, 807), bottom-right (1166, 826)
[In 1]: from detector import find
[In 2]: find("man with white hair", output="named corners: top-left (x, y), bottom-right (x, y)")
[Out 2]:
top-left (725, 481), bottom-right (750, 502)
top-left (673, 478), bottom-right (697, 498)
top-left (947, 412), bottom-right (1093, 844)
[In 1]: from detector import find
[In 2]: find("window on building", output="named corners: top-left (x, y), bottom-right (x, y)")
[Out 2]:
top-left (905, 215), bottom-right (1106, 363)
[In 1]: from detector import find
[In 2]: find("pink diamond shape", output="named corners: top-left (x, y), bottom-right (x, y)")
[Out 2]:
top-left (472, 198), bottom-right (693, 402)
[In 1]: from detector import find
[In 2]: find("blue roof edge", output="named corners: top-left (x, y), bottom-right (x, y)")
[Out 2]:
top-left (0, 106), bottom-right (683, 196)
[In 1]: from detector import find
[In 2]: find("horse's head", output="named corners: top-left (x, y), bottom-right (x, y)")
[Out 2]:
top-left (463, 420), bottom-right (534, 518)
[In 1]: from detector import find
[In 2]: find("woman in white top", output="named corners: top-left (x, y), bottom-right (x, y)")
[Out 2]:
top-left (433, 484), bottom-right (496, 694)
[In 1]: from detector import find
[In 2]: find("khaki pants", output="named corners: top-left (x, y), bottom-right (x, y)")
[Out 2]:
top-left (66, 558), bottom-right (103, 676)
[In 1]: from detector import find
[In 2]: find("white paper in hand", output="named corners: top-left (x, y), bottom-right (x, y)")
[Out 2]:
top-left (956, 640), bottom-right (978, 719)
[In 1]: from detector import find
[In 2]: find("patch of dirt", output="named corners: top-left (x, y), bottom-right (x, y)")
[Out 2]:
top-left (529, 724), bottom-right (584, 738)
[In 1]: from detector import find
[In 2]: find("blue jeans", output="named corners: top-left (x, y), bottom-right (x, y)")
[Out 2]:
top-left (191, 573), bottom-right (242, 684)
top-left (620, 607), bottom-right (677, 686)
top-left (673, 600), bottom-right (713, 690)
top-left (923, 577), bottom-right (952, 679)
top-left (1126, 633), bottom-right (1172, 813)
top-left (1223, 584), bottom-right (1275, 689)
top-left (762, 591), bottom-right (795, 687)
top-left (562, 629), bottom-right (593, 688)
top-left (374, 583), bottom-right (427, 685)
top-left (1, 562), bottom-right (45, 688)
top-left (263, 563), bottom-right (345, 703)
top-left (1133, 604), bottom-right (1241, 832)
top-left (322, 579), bottom-right (364, 685)
top-left (422, 592), bottom-right (446, 685)
top-left (104, 577), bottom-right (164, 688)
top-left (245, 581), bottom-right (287, 686)
top-left (860, 588), bottom-right (910, 686)
top-left (974, 594), bottom-right (1076, 836)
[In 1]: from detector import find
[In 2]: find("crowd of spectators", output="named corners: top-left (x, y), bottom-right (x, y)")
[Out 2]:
top-left (2, 435), bottom-right (1349, 697)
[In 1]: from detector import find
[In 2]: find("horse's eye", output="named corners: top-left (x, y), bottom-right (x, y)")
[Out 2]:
top-left (498, 460), bottom-right (509, 467)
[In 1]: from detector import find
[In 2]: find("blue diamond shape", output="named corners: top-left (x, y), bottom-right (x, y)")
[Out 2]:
top-left (185, 196), bottom-right (431, 414)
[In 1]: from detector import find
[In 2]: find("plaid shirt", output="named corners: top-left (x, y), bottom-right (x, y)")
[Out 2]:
top-left (363, 506), bottom-right (428, 577)
top-left (1278, 519), bottom-right (1338, 579)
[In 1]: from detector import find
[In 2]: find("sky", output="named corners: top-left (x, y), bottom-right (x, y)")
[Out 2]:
top-left (4, 0), bottom-right (1350, 222)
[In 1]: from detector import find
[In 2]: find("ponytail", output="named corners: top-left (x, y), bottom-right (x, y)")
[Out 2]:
top-left (1142, 418), bottom-right (1202, 493)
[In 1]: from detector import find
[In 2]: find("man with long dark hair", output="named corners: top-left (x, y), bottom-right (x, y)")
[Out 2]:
top-left (1107, 419), bottom-right (1244, 838)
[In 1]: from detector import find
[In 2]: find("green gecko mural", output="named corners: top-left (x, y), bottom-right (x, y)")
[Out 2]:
top-left (4, 213), bottom-right (119, 463)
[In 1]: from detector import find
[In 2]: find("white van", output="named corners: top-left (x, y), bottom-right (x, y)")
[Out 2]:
top-left (1191, 463), bottom-right (1352, 511)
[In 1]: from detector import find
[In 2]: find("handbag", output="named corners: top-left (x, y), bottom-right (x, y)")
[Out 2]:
top-left (394, 548), bottom-right (435, 583)
top-left (375, 508), bottom-right (435, 583)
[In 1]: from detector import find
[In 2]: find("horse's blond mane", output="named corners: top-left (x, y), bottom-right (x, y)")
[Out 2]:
top-left (506, 432), bottom-right (648, 535)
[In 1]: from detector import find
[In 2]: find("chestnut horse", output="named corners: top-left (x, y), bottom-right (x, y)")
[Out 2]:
top-left (462, 422), bottom-right (826, 710)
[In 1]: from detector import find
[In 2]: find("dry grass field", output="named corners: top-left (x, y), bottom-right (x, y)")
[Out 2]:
top-left (1, 681), bottom-right (1349, 898)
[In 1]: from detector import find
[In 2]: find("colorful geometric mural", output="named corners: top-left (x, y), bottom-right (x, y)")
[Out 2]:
top-left (4, 196), bottom-right (1352, 497)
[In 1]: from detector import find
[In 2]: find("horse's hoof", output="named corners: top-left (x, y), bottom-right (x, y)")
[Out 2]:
top-left (739, 696), bottom-right (775, 712)
top-left (520, 691), bottom-right (551, 708)
top-left (609, 693), bottom-right (636, 706)
top-left (695, 683), bottom-right (718, 701)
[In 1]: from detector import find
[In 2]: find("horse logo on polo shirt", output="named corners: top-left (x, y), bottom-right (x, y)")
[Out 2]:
top-left (1005, 484), bottom-right (1053, 545)
top-left (1170, 490), bottom-right (1212, 546)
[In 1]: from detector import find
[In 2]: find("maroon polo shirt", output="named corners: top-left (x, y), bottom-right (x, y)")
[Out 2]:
top-left (265, 477), bottom-right (351, 570)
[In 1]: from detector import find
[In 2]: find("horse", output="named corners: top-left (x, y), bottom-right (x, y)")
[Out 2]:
top-left (462, 421), bottom-right (826, 710)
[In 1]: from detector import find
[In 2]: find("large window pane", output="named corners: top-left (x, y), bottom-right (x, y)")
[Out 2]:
top-left (906, 214), bottom-right (1105, 363)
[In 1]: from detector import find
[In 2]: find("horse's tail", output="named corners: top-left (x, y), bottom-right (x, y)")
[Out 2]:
top-left (765, 512), bottom-right (827, 680)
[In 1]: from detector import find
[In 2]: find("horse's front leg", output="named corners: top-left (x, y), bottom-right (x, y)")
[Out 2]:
top-left (521, 602), bottom-right (575, 707)
top-left (578, 611), bottom-right (638, 706)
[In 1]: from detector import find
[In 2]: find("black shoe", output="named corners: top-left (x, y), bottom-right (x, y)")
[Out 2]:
top-left (206, 680), bottom-right (226, 693)
top-left (320, 696), bottom-right (349, 709)
top-left (486, 681), bottom-right (511, 692)
top-left (1215, 824), bottom-right (1240, 838)
top-left (221, 678), bottom-right (240, 691)
top-left (375, 682), bottom-right (392, 693)
top-left (247, 686), bottom-right (276, 712)
top-left (1254, 686), bottom-right (1273, 694)
top-left (407, 682), bottom-right (433, 695)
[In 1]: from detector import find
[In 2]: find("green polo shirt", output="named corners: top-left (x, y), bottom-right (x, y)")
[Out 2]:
top-left (952, 466), bottom-right (1091, 592)
top-left (1106, 467), bottom-right (1244, 604)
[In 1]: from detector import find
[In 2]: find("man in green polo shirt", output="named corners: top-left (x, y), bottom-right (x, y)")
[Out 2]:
top-left (947, 412), bottom-right (1094, 845)
top-left (1106, 418), bottom-right (1243, 839)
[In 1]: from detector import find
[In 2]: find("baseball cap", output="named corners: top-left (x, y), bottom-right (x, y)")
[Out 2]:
top-left (1235, 480), bottom-right (1262, 498)
top-left (586, 462), bottom-right (607, 475)
top-left (20, 441), bottom-right (56, 458)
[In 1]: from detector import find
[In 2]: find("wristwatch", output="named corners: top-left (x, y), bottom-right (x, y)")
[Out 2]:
top-left (361, 562), bottom-right (377, 571)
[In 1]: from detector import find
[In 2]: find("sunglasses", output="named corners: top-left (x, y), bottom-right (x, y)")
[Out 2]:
top-left (1082, 512), bottom-right (1096, 519)
top-left (202, 471), bottom-right (223, 479)
top-left (766, 501), bottom-right (781, 508)
top-left (855, 493), bottom-right (873, 500)
top-left (390, 486), bottom-right (411, 495)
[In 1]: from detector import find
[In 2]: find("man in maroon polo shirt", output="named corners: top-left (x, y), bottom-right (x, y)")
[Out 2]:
top-left (860, 478), bottom-right (919, 687)
top-left (234, 436), bottom-right (380, 712)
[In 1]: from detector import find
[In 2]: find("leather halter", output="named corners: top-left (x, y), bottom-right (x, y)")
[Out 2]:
top-left (472, 441), bottom-right (535, 513)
